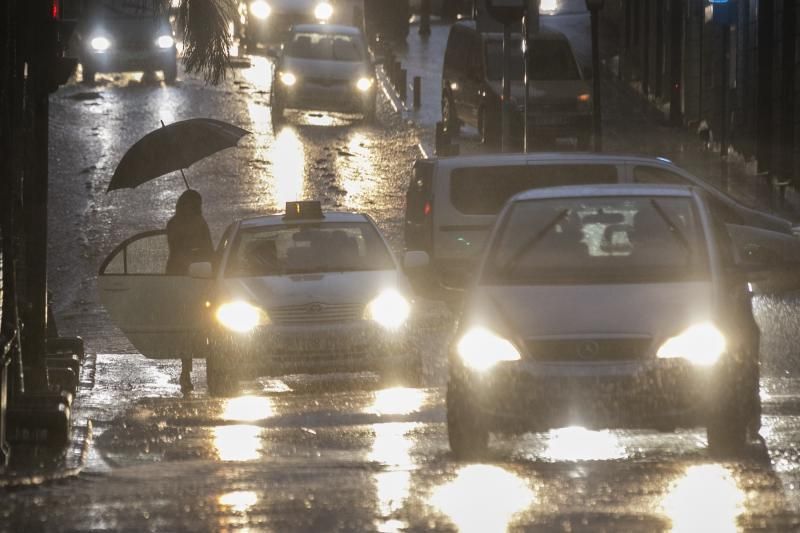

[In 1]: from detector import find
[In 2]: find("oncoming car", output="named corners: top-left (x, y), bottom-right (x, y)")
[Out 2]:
top-left (271, 25), bottom-right (378, 124)
top-left (420, 185), bottom-right (775, 458)
top-left (241, 0), bottom-right (336, 48)
top-left (98, 202), bottom-right (420, 395)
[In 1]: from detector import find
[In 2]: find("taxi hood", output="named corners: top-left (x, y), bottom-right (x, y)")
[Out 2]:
top-left (467, 282), bottom-right (716, 344)
top-left (223, 270), bottom-right (403, 307)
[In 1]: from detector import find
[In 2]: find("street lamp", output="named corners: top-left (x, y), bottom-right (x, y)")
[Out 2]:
top-left (585, 0), bottom-right (604, 151)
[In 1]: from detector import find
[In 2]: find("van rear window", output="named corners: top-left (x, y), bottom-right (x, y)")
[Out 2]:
top-left (450, 164), bottom-right (618, 215)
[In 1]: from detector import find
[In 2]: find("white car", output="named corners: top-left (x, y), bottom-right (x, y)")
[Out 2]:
top-left (98, 202), bottom-right (420, 395)
top-left (425, 184), bottom-right (772, 458)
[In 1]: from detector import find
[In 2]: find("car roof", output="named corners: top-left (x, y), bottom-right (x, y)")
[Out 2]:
top-left (431, 151), bottom-right (677, 169)
top-left (291, 24), bottom-right (363, 36)
top-left (511, 183), bottom-right (696, 201)
top-left (453, 20), bottom-right (567, 40)
top-left (238, 211), bottom-right (370, 229)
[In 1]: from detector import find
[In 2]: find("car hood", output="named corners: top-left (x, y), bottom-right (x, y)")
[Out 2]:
top-left (466, 282), bottom-right (715, 343)
top-left (282, 57), bottom-right (370, 81)
top-left (222, 270), bottom-right (403, 307)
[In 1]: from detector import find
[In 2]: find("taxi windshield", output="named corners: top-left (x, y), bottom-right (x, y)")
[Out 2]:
top-left (485, 196), bottom-right (711, 285)
top-left (226, 222), bottom-right (395, 277)
top-left (286, 32), bottom-right (365, 62)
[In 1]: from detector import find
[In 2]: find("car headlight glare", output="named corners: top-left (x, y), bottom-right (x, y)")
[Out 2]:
top-left (157, 35), bottom-right (175, 49)
top-left (279, 71), bottom-right (297, 86)
top-left (457, 327), bottom-right (521, 372)
top-left (216, 301), bottom-right (270, 333)
top-left (356, 77), bottom-right (374, 92)
top-left (90, 36), bottom-right (111, 52)
top-left (250, 0), bottom-right (271, 19)
top-left (365, 289), bottom-right (410, 331)
top-left (656, 322), bottom-right (726, 366)
top-left (314, 2), bottom-right (334, 21)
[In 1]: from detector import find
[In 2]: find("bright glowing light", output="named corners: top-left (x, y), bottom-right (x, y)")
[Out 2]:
top-left (156, 35), bottom-right (174, 49)
top-left (365, 290), bottom-right (410, 331)
top-left (375, 471), bottom-right (411, 517)
top-left (542, 426), bottom-right (625, 462)
top-left (213, 425), bottom-right (262, 461)
top-left (539, 0), bottom-right (559, 13)
top-left (222, 395), bottom-right (274, 422)
top-left (356, 77), bottom-right (373, 92)
top-left (578, 93), bottom-right (591, 102)
top-left (218, 491), bottom-right (258, 513)
top-left (268, 128), bottom-right (305, 206)
top-left (90, 36), bottom-right (111, 51)
top-left (368, 387), bottom-right (425, 416)
top-left (430, 465), bottom-right (534, 533)
top-left (215, 301), bottom-right (268, 333)
top-left (662, 464), bottom-right (744, 533)
top-left (314, 2), bottom-right (334, 21)
top-left (369, 422), bottom-right (418, 467)
top-left (657, 322), bottom-right (726, 366)
top-left (279, 71), bottom-right (296, 86)
top-left (456, 327), bottom-right (521, 371)
top-left (250, 0), bottom-right (271, 19)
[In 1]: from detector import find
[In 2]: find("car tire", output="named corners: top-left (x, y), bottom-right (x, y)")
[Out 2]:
top-left (442, 92), bottom-right (460, 137)
top-left (446, 380), bottom-right (488, 459)
top-left (206, 353), bottom-right (238, 397)
top-left (82, 65), bottom-right (96, 84)
top-left (163, 59), bottom-right (178, 84)
top-left (479, 107), bottom-right (500, 147)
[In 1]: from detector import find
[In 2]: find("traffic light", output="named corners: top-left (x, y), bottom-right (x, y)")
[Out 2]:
top-left (46, 0), bottom-right (78, 92)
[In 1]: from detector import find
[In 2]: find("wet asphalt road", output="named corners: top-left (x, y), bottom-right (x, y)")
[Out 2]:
top-left (5, 10), bottom-right (800, 533)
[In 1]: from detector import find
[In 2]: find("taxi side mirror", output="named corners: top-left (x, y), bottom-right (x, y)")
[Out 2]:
top-left (403, 251), bottom-right (430, 271)
top-left (188, 262), bottom-right (213, 279)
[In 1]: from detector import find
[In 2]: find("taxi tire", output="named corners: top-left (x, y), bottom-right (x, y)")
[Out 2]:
top-left (206, 354), bottom-right (237, 397)
top-left (446, 382), bottom-right (488, 459)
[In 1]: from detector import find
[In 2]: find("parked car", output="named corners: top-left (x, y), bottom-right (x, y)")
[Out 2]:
top-left (441, 21), bottom-right (592, 149)
top-left (271, 24), bottom-right (378, 124)
top-left (404, 153), bottom-right (800, 300)
top-left (98, 202), bottom-right (420, 395)
top-left (425, 184), bottom-right (765, 458)
top-left (69, 0), bottom-right (177, 84)
top-left (240, 0), bottom-right (336, 48)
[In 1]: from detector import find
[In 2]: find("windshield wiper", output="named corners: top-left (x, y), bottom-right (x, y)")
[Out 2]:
top-left (650, 199), bottom-right (691, 254)
top-left (501, 208), bottom-right (569, 274)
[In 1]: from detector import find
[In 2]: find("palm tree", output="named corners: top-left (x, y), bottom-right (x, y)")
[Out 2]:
top-left (169, 0), bottom-right (237, 84)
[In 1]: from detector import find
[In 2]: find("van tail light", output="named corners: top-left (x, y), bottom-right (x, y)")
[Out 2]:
top-left (423, 201), bottom-right (432, 217)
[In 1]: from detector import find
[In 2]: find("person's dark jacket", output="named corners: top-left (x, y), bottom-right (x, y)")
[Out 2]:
top-left (166, 190), bottom-right (214, 275)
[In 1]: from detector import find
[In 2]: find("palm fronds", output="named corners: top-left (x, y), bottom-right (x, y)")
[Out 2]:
top-left (176, 0), bottom-right (236, 84)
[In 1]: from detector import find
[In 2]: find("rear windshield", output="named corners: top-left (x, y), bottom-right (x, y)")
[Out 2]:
top-left (450, 164), bottom-right (618, 215)
top-left (286, 32), bottom-right (365, 61)
top-left (486, 39), bottom-right (581, 81)
top-left (484, 196), bottom-right (710, 285)
top-left (226, 222), bottom-right (394, 277)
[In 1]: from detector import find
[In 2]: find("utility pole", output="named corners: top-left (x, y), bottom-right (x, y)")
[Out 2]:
top-left (522, 0), bottom-right (540, 153)
top-left (586, 0), bottom-right (605, 152)
top-left (756, 0), bottom-right (774, 179)
top-left (668, 0), bottom-right (683, 126)
top-left (712, 0), bottom-right (735, 160)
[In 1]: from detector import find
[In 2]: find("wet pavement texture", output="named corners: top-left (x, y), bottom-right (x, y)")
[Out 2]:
top-left (4, 6), bottom-right (800, 531)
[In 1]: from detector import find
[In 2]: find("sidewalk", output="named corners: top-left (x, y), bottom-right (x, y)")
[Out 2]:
top-left (384, 19), bottom-right (800, 222)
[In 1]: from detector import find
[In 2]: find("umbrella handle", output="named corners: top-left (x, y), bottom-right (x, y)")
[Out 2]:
top-left (161, 120), bottom-right (192, 190)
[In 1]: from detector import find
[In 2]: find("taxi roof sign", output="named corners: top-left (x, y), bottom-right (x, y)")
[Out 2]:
top-left (284, 201), bottom-right (324, 220)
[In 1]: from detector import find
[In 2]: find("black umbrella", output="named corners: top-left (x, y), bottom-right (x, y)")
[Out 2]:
top-left (108, 118), bottom-right (250, 192)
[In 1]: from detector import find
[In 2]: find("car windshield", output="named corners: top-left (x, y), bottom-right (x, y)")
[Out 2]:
top-left (286, 32), bottom-right (365, 62)
top-left (486, 39), bottom-right (581, 81)
top-left (485, 196), bottom-right (710, 284)
top-left (226, 222), bottom-right (395, 277)
top-left (89, 0), bottom-right (157, 19)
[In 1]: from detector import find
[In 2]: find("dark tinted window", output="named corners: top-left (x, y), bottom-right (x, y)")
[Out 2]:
top-left (486, 39), bottom-right (580, 81)
top-left (287, 32), bottom-right (364, 61)
top-left (450, 164), bottom-right (618, 215)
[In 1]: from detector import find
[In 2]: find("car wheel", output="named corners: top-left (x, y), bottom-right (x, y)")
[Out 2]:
top-left (446, 380), bottom-right (488, 459)
top-left (82, 65), bottom-right (96, 84)
top-left (479, 107), bottom-right (500, 147)
top-left (163, 59), bottom-right (178, 84)
top-left (206, 353), bottom-right (238, 397)
top-left (442, 93), bottom-right (460, 137)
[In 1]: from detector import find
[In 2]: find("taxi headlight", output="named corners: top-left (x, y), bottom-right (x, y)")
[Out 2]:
top-left (250, 0), bottom-right (271, 19)
top-left (279, 71), bottom-right (297, 86)
top-left (656, 322), bottom-right (726, 366)
top-left (90, 36), bottom-right (111, 52)
top-left (356, 77), bottom-right (374, 92)
top-left (365, 289), bottom-right (410, 331)
top-left (314, 2), bottom-right (334, 21)
top-left (156, 35), bottom-right (175, 49)
top-left (457, 327), bottom-right (521, 372)
top-left (216, 301), bottom-right (270, 333)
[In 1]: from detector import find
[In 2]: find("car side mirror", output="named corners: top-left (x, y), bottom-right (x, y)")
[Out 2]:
top-left (404, 251), bottom-right (430, 271)
top-left (188, 262), bottom-right (213, 279)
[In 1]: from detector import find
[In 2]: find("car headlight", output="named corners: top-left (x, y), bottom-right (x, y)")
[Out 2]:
top-left (90, 36), bottom-right (111, 52)
top-left (365, 289), bottom-right (410, 331)
top-left (279, 71), bottom-right (296, 86)
top-left (656, 322), bottom-right (726, 366)
top-left (356, 77), bottom-right (374, 92)
top-left (156, 35), bottom-right (175, 49)
top-left (216, 301), bottom-right (270, 333)
top-left (250, 0), bottom-right (271, 19)
top-left (457, 327), bottom-right (521, 372)
top-left (314, 2), bottom-right (334, 21)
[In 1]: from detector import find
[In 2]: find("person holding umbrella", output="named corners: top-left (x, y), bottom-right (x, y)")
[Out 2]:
top-left (166, 189), bottom-right (214, 392)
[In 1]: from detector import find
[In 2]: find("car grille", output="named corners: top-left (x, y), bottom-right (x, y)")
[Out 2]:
top-left (524, 338), bottom-right (652, 362)
top-left (269, 302), bottom-right (364, 325)
top-left (304, 77), bottom-right (349, 88)
top-left (116, 36), bottom-right (157, 51)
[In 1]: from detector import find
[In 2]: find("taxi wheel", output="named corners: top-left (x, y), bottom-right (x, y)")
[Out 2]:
top-left (707, 370), bottom-right (754, 456)
top-left (206, 354), bottom-right (238, 397)
top-left (446, 382), bottom-right (488, 459)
